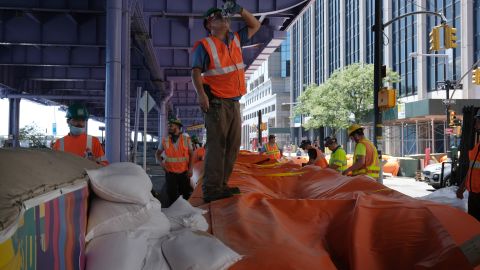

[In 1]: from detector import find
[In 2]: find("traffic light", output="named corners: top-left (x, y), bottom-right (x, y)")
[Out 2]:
top-left (473, 68), bottom-right (480, 85)
top-left (448, 110), bottom-right (456, 127)
top-left (429, 26), bottom-right (441, 51)
top-left (444, 25), bottom-right (457, 49)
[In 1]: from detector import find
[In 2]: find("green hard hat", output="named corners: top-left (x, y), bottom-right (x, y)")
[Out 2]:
top-left (168, 118), bottom-right (183, 127)
top-left (66, 103), bottom-right (89, 120)
top-left (191, 135), bottom-right (199, 144)
top-left (203, 7), bottom-right (222, 18)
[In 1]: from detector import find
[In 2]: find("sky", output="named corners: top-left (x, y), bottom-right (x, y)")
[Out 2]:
top-left (0, 98), bottom-right (156, 141)
top-left (1, 98), bottom-right (106, 138)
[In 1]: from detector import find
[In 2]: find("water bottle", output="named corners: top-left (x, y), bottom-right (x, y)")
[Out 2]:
top-left (222, 0), bottom-right (235, 17)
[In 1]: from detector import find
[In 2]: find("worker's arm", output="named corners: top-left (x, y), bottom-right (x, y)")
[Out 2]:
top-left (329, 163), bottom-right (340, 171)
top-left (188, 148), bottom-right (194, 178)
top-left (192, 68), bottom-right (209, 113)
top-left (239, 8), bottom-right (261, 39)
top-left (155, 149), bottom-right (164, 168)
top-left (342, 155), bottom-right (365, 176)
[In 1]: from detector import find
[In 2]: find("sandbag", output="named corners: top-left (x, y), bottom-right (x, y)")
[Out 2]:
top-left (163, 197), bottom-right (208, 232)
top-left (86, 162), bottom-right (152, 205)
top-left (161, 229), bottom-right (242, 270)
top-left (86, 232), bottom-right (148, 270)
top-left (419, 186), bottom-right (469, 212)
top-left (143, 237), bottom-right (171, 270)
top-left (87, 197), bottom-right (169, 241)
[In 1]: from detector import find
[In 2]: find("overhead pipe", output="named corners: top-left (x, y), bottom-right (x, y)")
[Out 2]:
top-left (158, 81), bottom-right (175, 138)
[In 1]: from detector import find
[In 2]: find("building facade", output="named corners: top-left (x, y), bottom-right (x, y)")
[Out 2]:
top-left (290, 0), bottom-right (480, 156)
top-left (241, 46), bottom-right (291, 151)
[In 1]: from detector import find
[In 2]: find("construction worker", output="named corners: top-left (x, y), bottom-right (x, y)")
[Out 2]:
top-left (53, 104), bottom-right (108, 166)
top-left (155, 118), bottom-right (194, 206)
top-left (299, 139), bottom-right (328, 168)
top-left (324, 136), bottom-right (347, 172)
top-left (191, 1), bottom-right (261, 202)
top-left (456, 111), bottom-right (480, 221)
top-left (260, 134), bottom-right (282, 160)
top-left (343, 124), bottom-right (380, 180)
top-left (191, 135), bottom-right (206, 162)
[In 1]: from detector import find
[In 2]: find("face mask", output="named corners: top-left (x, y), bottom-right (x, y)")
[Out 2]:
top-left (69, 124), bottom-right (85, 136)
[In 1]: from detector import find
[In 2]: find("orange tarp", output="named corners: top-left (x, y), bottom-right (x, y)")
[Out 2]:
top-left (190, 152), bottom-right (480, 269)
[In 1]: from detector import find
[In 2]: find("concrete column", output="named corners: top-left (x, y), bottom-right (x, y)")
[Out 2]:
top-left (324, 0), bottom-right (329, 79)
top-left (8, 98), bottom-right (20, 148)
top-left (339, 0), bottom-right (345, 67)
top-left (359, 0), bottom-right (366, 63)
top-left (120, 0), bottom-right (131, 161)
top-left (416, 0), bottom-right (428, 99)
top-left (461, 0), bottom-right (475, 99)
top-left (105, 0), bottom-right (123, 163)
top-left (383, 0), bottom-right (393, 69)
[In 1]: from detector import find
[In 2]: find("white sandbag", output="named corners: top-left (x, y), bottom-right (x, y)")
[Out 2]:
top-left (419, 186), bottom-right (468, 212)
top-left (87, 162), bottom-right (152, 204)
top-left (129, 206), bottom-right (171, 239)
top-left (87, 197), bottom-right (169, 241)
top-left (143, 237), bottom-right (171, 270)
top-left (163, 197), bottom-right (209, 231)
top-left (86, 232), bottom-right (148, 270)
top-left (162, 230), bottom-right (242, 270)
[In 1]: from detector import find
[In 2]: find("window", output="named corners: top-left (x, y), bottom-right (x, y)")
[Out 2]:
top-left (315, 0), bottom-right (325, 84)
top-left (345, 0), bottom-right (359, 65)
top-left (328, 0), bottom-right (341, 75)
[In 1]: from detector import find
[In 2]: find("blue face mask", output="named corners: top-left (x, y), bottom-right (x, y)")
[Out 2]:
top-left (69, 124), bottom-right (86, 135)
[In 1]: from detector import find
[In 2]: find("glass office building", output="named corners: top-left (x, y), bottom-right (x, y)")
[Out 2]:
top-left (289, 0), bottom-right (480, 155)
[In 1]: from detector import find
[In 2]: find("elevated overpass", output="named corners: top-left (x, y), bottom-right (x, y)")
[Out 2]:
top-left (0, 0), bottom-right (312, 161)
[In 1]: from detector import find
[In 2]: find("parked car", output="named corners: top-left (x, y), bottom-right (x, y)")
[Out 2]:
top-left (422, 162), bottom-right (452, 189)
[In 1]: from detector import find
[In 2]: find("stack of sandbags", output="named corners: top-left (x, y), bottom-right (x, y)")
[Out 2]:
top-left (85, 162), bottom-right (241, 270)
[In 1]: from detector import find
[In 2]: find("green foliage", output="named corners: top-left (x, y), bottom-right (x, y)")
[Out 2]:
top-left (19, 123), bottom-right (48, 148)
top-left (294, 63), bottom-right (400, 134)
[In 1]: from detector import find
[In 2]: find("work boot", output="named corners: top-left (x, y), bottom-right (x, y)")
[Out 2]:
top-left (203, 189), bottom-right (233, 203)
top-left (226, 186), bottom-right (241, 195)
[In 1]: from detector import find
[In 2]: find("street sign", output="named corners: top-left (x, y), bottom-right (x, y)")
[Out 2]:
top-left (442, 99), bottom-right (456, 105)
top-left (139, 92), bottom-right (156, 113)
top-left (445, 128), bottom-right (453, 135)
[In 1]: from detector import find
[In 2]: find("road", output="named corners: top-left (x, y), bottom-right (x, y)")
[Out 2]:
top-left (382, 176), bottom-right (434, 198)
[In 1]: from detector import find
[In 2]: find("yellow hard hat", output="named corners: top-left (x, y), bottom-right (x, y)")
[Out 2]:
top-left (347, 124), bottom-right (363, 137)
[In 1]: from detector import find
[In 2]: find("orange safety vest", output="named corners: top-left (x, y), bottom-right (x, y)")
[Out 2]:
top-left (162, 134), bottom-right (190, 173)
top-left (265, 143), bottom-right (281, 160)
top-left (193, 147), bottom-right (206, 162)
top-left (466, 142), bottom-right (480, 193)
top-left (352, 138), bottom-right (380, 179)
top-left (197, 32), bottom-right (246, 98)
top-left (53, 133), bottom-right (108, 166)
top-left (314, 148), bottom-right (329, 169)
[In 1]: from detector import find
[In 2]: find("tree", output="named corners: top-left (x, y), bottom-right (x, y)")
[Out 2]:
top-left (294, 63), bottom-right (400, 134)
top-left (19, 123), bottom-right (48, 148)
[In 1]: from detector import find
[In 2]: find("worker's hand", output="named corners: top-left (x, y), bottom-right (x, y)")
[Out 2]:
top-left (342, 169), bottom-right (350, 176)
top-left (224, 1), bottom-right (243, 15)
top-left (198, 92), bottom-right (209, 113)
top-left (456, 186), bottom-right (465, 199)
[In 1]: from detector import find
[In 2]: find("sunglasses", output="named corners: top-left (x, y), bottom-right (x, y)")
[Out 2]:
top-left (207, 12), bottom-right (226, 22)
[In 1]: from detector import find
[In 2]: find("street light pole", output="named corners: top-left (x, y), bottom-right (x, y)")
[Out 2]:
top-left (373, 0), bottom-right (383, 150)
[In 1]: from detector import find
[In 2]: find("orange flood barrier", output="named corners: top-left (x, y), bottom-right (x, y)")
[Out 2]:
top-left (190, 151), bottom-right (480, 270)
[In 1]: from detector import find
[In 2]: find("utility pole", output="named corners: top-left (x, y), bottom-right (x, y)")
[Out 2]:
top-left (373, 0), bottom-right (383, 150)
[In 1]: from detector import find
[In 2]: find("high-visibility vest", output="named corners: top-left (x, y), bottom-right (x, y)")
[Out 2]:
top-left (197, 32), bottom-right (246, 98)
top-left (466, 142), bottom-right (480, 192)
top-left (352, 138), bottom-right (380, 179)
top-left (193, 147), bottom-right (206, 162)
top-left (162, 134), bottom-right (190, 173)
top-left (265, 143), bottom-right (281, 160)
top-left (54, 133), bottom-right (108, 165)
top-left (314, 148), bottom-right (329, 169)
top-left (329, 146), bottom-right (347, 172)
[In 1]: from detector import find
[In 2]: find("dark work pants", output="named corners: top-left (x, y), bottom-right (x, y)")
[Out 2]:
top-left (165, 171), bottom-right (192, 207)
top-left (202, 98), bottom-right (241, 197)
top-left (468, 191), bottom-right (480, 222)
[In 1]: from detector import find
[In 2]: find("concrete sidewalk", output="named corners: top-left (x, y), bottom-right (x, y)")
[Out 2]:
top-left (382, 176), bottom-right (434, 197)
